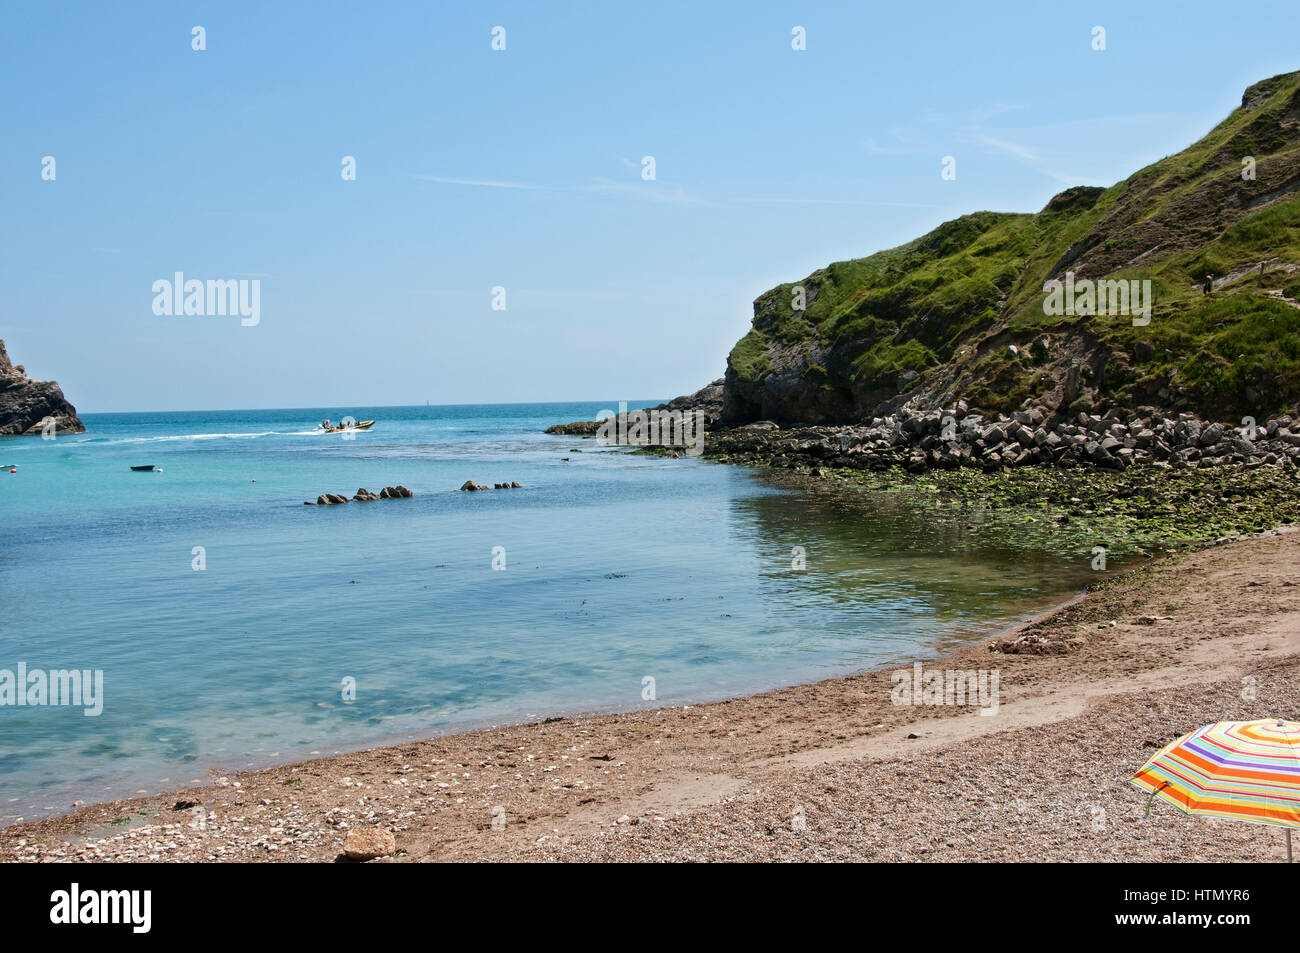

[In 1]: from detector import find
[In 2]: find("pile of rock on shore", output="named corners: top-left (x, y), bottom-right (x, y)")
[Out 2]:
top-left (706, 403), bottom-right (1300, 474)
top-left (308, 486), bottom-right (413, 505)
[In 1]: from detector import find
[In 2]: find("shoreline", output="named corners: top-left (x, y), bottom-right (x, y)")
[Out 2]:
top-left (0, 576), bottom-right (1090, 832)
top-left (5, 525), bottom-right (1298, 861)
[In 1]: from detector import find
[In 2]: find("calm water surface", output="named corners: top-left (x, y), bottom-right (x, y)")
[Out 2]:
top-left (0, 402), bottom-right (1112, 823)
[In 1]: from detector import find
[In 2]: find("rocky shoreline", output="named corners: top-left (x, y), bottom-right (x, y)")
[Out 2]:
top-left (546, 394), bottom-right (1300, 475)
top-left (0, 339), bottom-right (83, 436)
top-left (703, 404), bottom-right (1300, 474)
top-left (544, 379), bottom-right (724, 436)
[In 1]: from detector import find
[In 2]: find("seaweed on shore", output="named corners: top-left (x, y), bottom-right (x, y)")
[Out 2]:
top-left (747, 461), bottom-right (1300, 560)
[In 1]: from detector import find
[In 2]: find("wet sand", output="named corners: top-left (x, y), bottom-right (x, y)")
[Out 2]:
top-left (3, 528), bottom-right (1299, 862)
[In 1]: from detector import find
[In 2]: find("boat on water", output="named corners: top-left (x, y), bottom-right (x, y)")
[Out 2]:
top-left (130, 465), bottom-right (155, 471)
top-left (319, 418), bottom-right (375, 434)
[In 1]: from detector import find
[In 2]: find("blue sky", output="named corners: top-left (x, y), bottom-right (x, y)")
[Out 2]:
top-left (1, 1), bottom-right (1296, 412)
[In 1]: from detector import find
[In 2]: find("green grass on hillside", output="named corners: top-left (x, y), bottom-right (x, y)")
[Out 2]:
top-left (725, 71), bottom-right (1300, 422)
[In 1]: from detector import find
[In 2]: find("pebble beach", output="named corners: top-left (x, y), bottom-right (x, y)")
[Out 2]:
top-left (4, 526), bottom-right (1297, 863)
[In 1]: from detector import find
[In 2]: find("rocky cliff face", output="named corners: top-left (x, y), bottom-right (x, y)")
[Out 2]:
top-left (720, 71), bottom-right (1300, 428)
top-left (0, 340), bottom-right (84, 436)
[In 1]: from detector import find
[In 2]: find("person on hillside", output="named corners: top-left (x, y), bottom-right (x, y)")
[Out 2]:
top-left (1203, 274), bottom-right (1214, 295)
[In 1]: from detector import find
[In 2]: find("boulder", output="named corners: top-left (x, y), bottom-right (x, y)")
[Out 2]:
top-left (342, 828), bottom-right (395, 861)
top-left (460, 480), bottom-right (478, 491)
top-left (1199, 423), bottom-right (1225, 446)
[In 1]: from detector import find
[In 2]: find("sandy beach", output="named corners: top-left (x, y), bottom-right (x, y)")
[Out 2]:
top-left (3, 525), bottom-right (1298, 863)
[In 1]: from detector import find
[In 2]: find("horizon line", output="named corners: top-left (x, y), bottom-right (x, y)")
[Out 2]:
top-left (73, 398), bottom-right (674, 417)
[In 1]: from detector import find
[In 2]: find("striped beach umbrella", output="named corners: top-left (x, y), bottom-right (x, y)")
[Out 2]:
top-left (1131, 719), bottom-right (1300, 860)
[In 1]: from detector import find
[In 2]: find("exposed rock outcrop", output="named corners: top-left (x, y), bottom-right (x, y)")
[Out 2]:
top-left (544, 419), bottom-right (601, 436)
top-left (0, 340), bottom-right (84, 436)
top-left (646, 378), bottom-right (724, 428)
top-left (308, 486), bottom-right (412, 504)
top-left (545, 379), bottom-right (724, 436)
top-left (460, 479), bottom-right (520, 491)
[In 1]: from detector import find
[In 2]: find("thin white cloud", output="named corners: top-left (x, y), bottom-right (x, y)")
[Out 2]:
top-left (413, 171), bottom-right (953, 210)
top-left (969, 132), bottom-right (1038, 162)
top-left (1038, 168), bottom-right (1109, 188)
top-left (412, 174), bottom-right (550, 191)
top-left (970, 102), bottom-right (1030, 123)
top-left (582, 180), bottom-right (701, 205)
top-left (737, 196), bottom-right (952, 209)
top-left (964, 127), bottom-right (1114, 188)
top-left (413, 173), bottom-right (702, 205)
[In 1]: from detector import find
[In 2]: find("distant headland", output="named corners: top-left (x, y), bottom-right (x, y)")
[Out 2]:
top-left (0, 339), bottom-right (84, 436)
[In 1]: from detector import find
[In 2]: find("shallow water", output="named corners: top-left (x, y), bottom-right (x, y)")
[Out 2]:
top-left (0, 402), bottom-right (1111, 823)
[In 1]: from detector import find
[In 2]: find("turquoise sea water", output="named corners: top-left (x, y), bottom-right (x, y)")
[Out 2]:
top-left (0, 402), bottom-right (1103, 824)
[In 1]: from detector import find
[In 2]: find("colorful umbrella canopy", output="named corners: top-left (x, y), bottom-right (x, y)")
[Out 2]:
top-left (1132, 719), bottom-right (1300, 831)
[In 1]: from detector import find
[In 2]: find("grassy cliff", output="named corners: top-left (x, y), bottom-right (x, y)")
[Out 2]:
top-left (723, 71), bottom-right (1300, 426)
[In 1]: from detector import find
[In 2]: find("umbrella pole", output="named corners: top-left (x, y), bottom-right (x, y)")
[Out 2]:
top-left (1289, 829), bottom-right (1293, 864)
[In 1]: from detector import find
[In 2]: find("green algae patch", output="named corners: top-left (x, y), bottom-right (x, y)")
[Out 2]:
top-left (710, 451), bottom-right (1300, 563)
top-left (839, 464), bottom-right (1300, 556)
